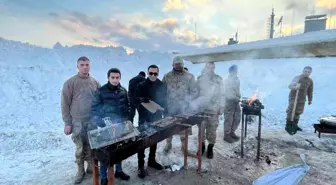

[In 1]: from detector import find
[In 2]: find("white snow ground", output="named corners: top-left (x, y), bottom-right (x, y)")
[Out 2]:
top-left (0, 37), bottom-right (336, 185)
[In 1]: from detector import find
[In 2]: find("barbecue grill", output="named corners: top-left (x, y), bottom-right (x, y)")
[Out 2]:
top-left (240, 98), bottom-right (264, 160)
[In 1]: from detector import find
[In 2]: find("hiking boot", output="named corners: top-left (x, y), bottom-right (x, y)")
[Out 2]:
top-left (148, 160), bottom-right (163, 170)
top-left (137, 167), bottom-right (148, 179)
top-left (115, 171), bottom-right (130, 181)
top-left (164, 143), bottom-right (172, 153)
top-left (197, 142), bottom-right (205, 156)
top-left (86, 161), bottom-right (93, 174)
top-left (207, 144), bottom-right (214, 159)
top-left (100, 178), bottom-right (108, 185)
top-left (230, 132), bottom-right (240, 141)
top-left (74, 163), bottom-right (85, 184)
top-left (224, 135), bottom-right (235, 143)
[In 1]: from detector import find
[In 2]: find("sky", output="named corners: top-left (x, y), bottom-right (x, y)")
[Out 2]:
top-left (0, 0), bottom-right (335, 53)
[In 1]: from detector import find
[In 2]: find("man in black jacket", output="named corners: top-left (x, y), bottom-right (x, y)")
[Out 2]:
top-left (91, 68), bottom-right (131, 185)
top-left (128, 71), bottom-right (146, 123)
top-left (136, 65), bottom-right (167, 178)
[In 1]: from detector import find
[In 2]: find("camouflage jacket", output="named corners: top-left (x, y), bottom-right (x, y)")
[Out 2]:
top-left (162, 70), bottom-right (198, 115)
top-left (196, 72), bottom-right (225, 112)
top-left (288, 75), bottom-right (313, 103)
top-left (224, 74), bottom-right (241, 103)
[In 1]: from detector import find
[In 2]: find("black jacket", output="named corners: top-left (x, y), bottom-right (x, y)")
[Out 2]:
top-left (91, 82), bottom-right (130, 126)
top-left (128, 74), bottom-right (146, 106)
top-left (136, 78), bottom-right (167, 125)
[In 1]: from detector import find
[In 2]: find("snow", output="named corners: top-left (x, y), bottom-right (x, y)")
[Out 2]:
top-left (0, 37), bottom-right (335, 185)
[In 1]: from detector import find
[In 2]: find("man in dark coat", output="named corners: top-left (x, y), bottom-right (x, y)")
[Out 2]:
top-left (128, 71), bottom-right (146, 123)
top-left (136, 65), bottom-right (167, 178)
top-left (91, 68), bottom-right (131, 185)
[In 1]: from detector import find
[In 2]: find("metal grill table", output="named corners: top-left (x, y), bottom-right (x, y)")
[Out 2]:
top-left (90, 112), bottom-right (209, 185)
top-left (240, 99), bottom-right (264, 160)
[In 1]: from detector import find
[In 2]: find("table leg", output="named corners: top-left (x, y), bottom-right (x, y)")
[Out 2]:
top-left (108, 165), bottom-right (115, 185)
top-left (256, 114), bottom-right (262, 160)
top-left (241, 114), bottom-right (245, 158)
top-left (184, 129), bottom-right (188, 170)
top-left (197, 123), bottom-right (203, 173)
top-left (92, 158), bottom-right (99, 185)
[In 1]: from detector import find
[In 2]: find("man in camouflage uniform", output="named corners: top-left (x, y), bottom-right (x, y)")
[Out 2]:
top-left (61, 56), bottom-right (101, 184)
top-left (286, 66), bottom-right (314, 131)
top-left (162, 56), bottom-right (198, 153)
top-left (196, 62), bottom-right (224, 159)
top-left (223, 65), bottom-right (241, 143)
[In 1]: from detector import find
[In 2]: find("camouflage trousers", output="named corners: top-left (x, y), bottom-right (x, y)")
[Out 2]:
top-left (224, 102), bottom-right (241, 135)
top-left (165, 128), bottom-right (192, 145)
top-left (286, 101), bottom-right (305, 122)
top-left (71, 118), bottom-right (96, 164)
top-left (197, 115), bottom-right (219, 144)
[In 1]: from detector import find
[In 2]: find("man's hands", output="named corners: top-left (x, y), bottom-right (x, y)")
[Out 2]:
top-left (308, 101), bottom-right (312, 105)
top-left (64, 125), bottom-right (72, 135)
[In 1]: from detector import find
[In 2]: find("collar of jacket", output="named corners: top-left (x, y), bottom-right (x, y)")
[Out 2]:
top-left (77, 72), bottom-right (90, 79)
top-left (107, 82), bottom-right (121, 91)
top-left (145, 78), bottom-right (158, 84)
top-left (172, 69), bottom-right (185, 75)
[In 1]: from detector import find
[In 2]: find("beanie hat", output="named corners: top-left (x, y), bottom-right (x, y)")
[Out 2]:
top-left (229, 65), bottom-right (238, 73)
top-left (173, 56), bottom-right (184, 65)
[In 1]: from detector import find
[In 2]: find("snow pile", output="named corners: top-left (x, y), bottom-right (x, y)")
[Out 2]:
top-left (0, 37), bottom-right (335, 185)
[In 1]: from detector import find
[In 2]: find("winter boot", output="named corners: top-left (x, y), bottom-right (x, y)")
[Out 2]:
top-left (197, 142), bottom-right (205, 156)
top-left (224, 134), bottom-right (235, 143)
top-left (230, 132), bottom-right (240, 141)
top-left (294, 119), bottom-right (303, 131)
top-left (148, 160), bottom-right (163, 170)
top-left (100, 178), bottom-right (108, 185)
top-left (207, 144), bottom-right (214, 159)
top-left (137, 167), bottom-right (148, 179)
top-left (74, 162), bottom-right (85, 184)
top-left (115, 171), bottom-right (130, 181)
top-left (86, 161), bottom-right (93, 174)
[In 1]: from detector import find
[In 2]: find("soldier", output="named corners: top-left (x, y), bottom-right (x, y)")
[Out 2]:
top-left (128, 71), bottom-right (146, 123)
top-left (286, 66), bottom-right (313, 132)
top-left (223, 64), bottom-right (241, 143)
top-left (91, 68), bottom-right (131, 185)
top-left (196, 62), bottom-right (224, 159)
top-left (162, 56), bottom-right (198, 153)
top-left (61, 56), bottom-right (101, 184)
top-left (136, 65), bottom-right (166, 178)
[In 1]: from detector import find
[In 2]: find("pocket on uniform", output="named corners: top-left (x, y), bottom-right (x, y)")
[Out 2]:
top-left (71, 119), bottom-right (83, 138)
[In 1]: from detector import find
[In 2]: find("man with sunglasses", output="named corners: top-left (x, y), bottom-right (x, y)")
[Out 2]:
top-left (135, 65), bottom-right (167, 178)
top-left (162, 57), bottom-right (198, 153)
top-left (91, 68), bottom-right (131, 185)
top-left (61, 56), bottom-right (100, 184)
